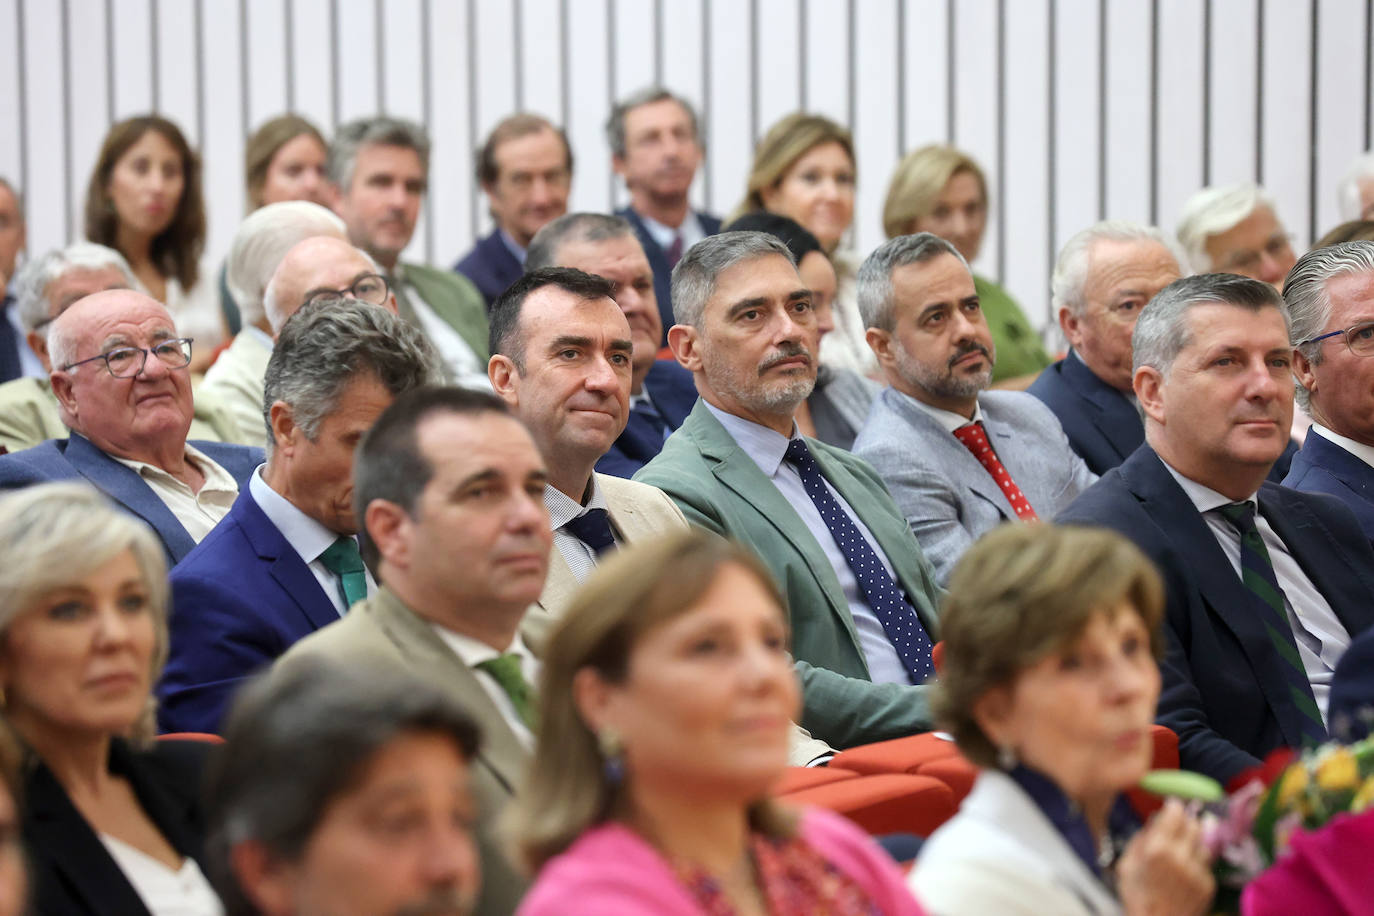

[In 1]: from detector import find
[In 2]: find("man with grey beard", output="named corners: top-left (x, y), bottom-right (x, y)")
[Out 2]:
top-left (635, 231), bottom-right (944, 749)
top-left (852, 232), bottom-right (1095, 584)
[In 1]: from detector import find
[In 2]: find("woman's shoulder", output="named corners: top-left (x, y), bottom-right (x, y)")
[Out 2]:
top-left (516, 823), bottom-right (700, 915)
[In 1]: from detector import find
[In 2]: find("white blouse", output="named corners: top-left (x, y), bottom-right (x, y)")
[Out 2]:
top-left (98, 833), bottom-right (223, 916)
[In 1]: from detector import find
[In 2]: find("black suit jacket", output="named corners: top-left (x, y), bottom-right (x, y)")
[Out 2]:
top-left (452, 229), bottom-right (524, 310)
top-left (617, 206), bottom-right (722, 344)
top-left (23, 738), bottom-right (213, 916)
top-left (595, 359), bottom-right (698, 478)
top-left (1026, 352), bottom-right (1143, 476)
top-left (1058, 445), bottom-right (1374, 783)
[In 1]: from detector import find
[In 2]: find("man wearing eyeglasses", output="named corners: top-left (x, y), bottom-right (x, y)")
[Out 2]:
top-left (1177, 183), bottom-right (1298, 290)
top-left (263, 235), bottom-right (400, 335)
top-left (1285, 241), bottom-right (1374, 548)
top-left (0, 289), bottom-right (261, 565)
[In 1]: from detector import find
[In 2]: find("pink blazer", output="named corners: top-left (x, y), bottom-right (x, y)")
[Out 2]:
top-left (517, 806), bottom-right (925, 915)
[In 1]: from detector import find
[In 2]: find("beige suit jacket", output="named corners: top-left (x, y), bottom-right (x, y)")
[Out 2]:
top-left (274, 586), bottom-right (530, 916)
top-left (199, 329), bottom-right (272, 448)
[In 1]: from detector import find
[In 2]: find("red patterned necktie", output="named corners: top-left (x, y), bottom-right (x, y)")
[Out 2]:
top-left (952, 422), bottom-right (1040, 521)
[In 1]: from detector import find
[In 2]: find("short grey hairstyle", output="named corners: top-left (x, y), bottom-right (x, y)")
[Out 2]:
top-left (525, 212), bottom-right (636, 271)
top-left (670, 231), bottom-right (794, 329)
top-left (605, 87), bottom-right (701, 160)
top-left (225, 202), bottom-right (347, 327)
top-left (1176, 183), bottom-right (1278, 273)
top-left (1338, 153), bottom-right (1374, 221)
top-left (261, 297), bottom-right (440, 457)
top-left (327, 116), bottom-right (431, 191)
top-left (856, 232), bottom-right (968, 331)
top-left (0, 481), bottom-right (169, 741)
top-left (1283, 240), bottom-right (1374, 412)
top-left (262, 243), bottom-right (384, 335)
top-left (13, 242), bottom-right (135, 336)
top-left (202, 657), bottom-right (480, 916)
top-left (1133, 273), bottom-right (1288, 378)
top-left (1051, 221), bottom-right (1186, 318)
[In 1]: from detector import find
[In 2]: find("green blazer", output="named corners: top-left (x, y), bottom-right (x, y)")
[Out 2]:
top-left (634, 401), bottom-right (943, 748)
top-left (401, 262), bottom-right (490, 362)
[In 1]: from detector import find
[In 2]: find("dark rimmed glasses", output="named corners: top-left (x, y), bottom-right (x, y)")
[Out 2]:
top-left (302, 273), bottom-right (391, 308)
top-left (63, 338), bottom-right (194, 377)
top-left (1301, 322), bottom-right (1374, 358)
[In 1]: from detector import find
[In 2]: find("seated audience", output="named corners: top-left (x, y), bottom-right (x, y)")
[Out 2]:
top-left (0, 290), bottom-right (260, 564)
top-left (735, 114), bottom-right (874, 377)
top-left (84, 115), bottom-right (222, 370)
top-left (1176, 183), bottom-right (1297, 289)
top-left (1059, 274), bottom-right (1374, 784)
top-left (727, 211), bottom-right (878, 449)
top-left (158, 298), bottom-right (438, 734)
top-left (636, 232), bottom-right (943, 749)
top-left (1338, 151), bottom-right (1374, 222)
top-left (328, 117), bottom-right (490, 388)
top-left (1284, 241), bottom-right (1374, 548)
top-left (510, 529), bottom-right (923, 916)
top-left (1027, 221), bottom-right (1184, 475)
top-left (274, 386), bottom-right (552, 915)
top-left (0, 482), bottom-right (221, 915)
top-left (884, 145), bottom-right (1051, 387)
top-left (456, 113), bottom-right (573, 307)
top-left (607, 87), bottom-right (719, 341)
top-left (0, 243), bottom-right (240, 452)
top-left (201, 201), bottom-right (348, 447)
top-left (909, 523), bottom-right (1214, 916)
top-left (203, 658), bottom-right (482, 916)
top-left (0, 177), bottom-right (32, 383)
top-left (524, 213), bottom-right (697, 476)
top-left (853, 234), bottom-right (1094, 583)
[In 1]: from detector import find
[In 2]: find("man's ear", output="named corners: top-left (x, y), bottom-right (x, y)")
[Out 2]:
top-left (268, 401), bottom-right (298, 457)
top-left (1135, 365), bottom-right (1166, 425)
top-left (488, 354), bottom-right (521, 407)
top-left (1292, 346), bottom-right (1319, 401)
top-left (50, 370), bottom-right (78, 419)
top-left (1059, 306), bottom-right (1082, 350)
top-left (25, 331), bottom-right (48, 365)
top-left (230, 840), bottom-right (298, 916)
top-left (865, 327), bottom-right (894, 367)
top-left (611, 154), bottom-right (627, 180)
top-left (667, 324), bottom-right (702, 373)
top-left (364, 499), bottom-right (409, 572)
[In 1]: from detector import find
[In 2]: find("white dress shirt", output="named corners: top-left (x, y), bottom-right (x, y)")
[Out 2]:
top-left (545, 477), bottom-right (616, 585)
top-left (1162, 463), bottom-right (1350, 721)
top-left (705, 401), bottom-right (912, 685)
top-left (110, 444), bottom-right (238, 543)
top-left (248, 466), bottom-right (377, 615)
top-left (430, 626), bottom-right (540, 748)
top-left (639, 210), bottom-right (708, 255)
top-left (899, 393), bottom-right (985, 434)
top-left (1310, 423), bottom-right (1374, 468)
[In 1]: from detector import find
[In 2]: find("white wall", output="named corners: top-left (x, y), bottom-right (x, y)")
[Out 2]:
top-left (3, 0), bottom-right (1371, 329)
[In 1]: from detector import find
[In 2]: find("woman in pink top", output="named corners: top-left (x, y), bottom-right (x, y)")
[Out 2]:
top-left (509, 529), bottom-right (924, 916)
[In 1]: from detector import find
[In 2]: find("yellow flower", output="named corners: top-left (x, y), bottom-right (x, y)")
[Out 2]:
top-left (1276, 765), bottom-right (1308, 809)
top-left (1352, 777), bottom-right (1374, 813)
top-left (1315, 748), bottom-right (1359, 792)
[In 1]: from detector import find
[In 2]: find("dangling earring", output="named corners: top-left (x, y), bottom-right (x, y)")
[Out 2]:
top-left (598, 728), bottom-right (624, 787)
top-left (997, 744), bottom-right (1017, 771)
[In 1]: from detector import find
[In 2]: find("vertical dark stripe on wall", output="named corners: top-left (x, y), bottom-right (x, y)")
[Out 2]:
top-left (748, 0), bottom-right (758, 144)
top-left (702, 0), bottom-right (713, 207)
top-left (1365, 0), bottom-right (1372, 151)
top-left (284, 0), bottom-right (295, 112)
top-left (466, 0), bottom-right (478, 239)
top-left (329, 0), bottom-right (341, 127)
top-left (238, 0), bottom-right (250, 135)
top-left (558, 0), bottom-right (570, 130)
top-left (374, 0), bottom-right (385, 112)
top-left (1046, 0), bottom-right (1057, 278)
top-left (896, 0), bottom-right (906, 156)
top-left (512, 0), bottom-right (524, 111)
top-left (104, 0), bottom-right (115, 121)
top-left (60, 0), bottom-right (72, 243)
top-left (845, 0), bottom-right (855, 128)
top-left (421, 0), bottom-right (434, 263)
top-left (194, 0), bottom-right (205, 146)
top-left (1096, 0), bottom-right (1107, 220)
top-left (945, 0), bottom-right (955, 143)
top-left (1308, 0), bottom-right (1319, 242)
top-left (150, 0), bottom-right (160, 111)
top-left (15, 0), bottom-right (26, 198)
top-left (1148, 0), bottom-right (1159, 224)
top-left (1255, 0), bottom-right (1264, 182)
top-left (607, 0), bottom-right (618, 209)
top-left (798, 0), bottom-right (808, 110)
top-left (653, 0), bottom-right (664, 86)
top-left (995, 0), bottom-right (1005, 281)
top-left (1201, 0), bottom-right (1211, 186)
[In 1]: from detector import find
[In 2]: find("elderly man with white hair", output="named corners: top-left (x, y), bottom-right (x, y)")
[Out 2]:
top-left (1338, 152), bottom-right (1374, 223)
top-left (1176, 183), bottom-right (1298, 288)
top-left (0, 242), bottom-right (239, 451)
top-left (200, 201), bottom-right (348, 447)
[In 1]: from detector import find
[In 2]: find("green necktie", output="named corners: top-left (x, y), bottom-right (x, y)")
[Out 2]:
top-left (317, 536), bottom-right (367, 611)
top-left (476, 653), bottom-right (539, 730)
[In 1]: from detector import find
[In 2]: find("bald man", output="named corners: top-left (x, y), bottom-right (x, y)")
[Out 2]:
top-left (263, 236), bottom-right (400, 335)
top-left (0, 290), bottom-right (260, 564)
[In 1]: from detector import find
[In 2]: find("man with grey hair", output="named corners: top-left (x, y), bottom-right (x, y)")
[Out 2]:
top-left (1337, 152), bottom-right (1374, 222)
top-left (1283, 241), bottom-right (1374, 544)
top-left (852, 233), bottom-right (1094, 584)
top-left (0, 243), bottom-right (239, 451)
top-left (636, 231), bottom-right (943, 749)
top-left (159, 297), bottom-right (438, 734)
top-left (0, 177), bottom-right (29, 384)
top-left (1176, 183), bottom-right (1298, 288)
top-left (1060, 273), bottom-right (1374, 784)
top-left (608, 87), bottom-right (720, 341)
top-left (329, 116), bottom-right (489, 386)
top-left (201, 201), bottom-right (348, 446)
top-left (1027, 220), bottom-right (1184, 474)
top-left (525, 212), bottom-right (698, 476)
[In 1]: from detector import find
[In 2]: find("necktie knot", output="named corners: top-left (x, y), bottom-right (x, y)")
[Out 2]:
top-left (476, 653), bottom-right (538, 729)
top-left (562, 507), bottom-right (617, 555)
top-left (317, 537), bottom-right (367, 611)
top-left (784, 436), bottom-right (815, 470)
top-left (1218, 501), bottom-right (1258, 532)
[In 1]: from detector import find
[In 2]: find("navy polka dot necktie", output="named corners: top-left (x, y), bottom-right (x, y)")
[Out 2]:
top-left (784, 438), bottom-right (935, 683)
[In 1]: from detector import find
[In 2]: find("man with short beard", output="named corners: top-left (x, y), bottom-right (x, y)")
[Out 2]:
top-left (636, 231), bottom-right (943, 749)
top-left (853, 233), bottom-right (1095, 584)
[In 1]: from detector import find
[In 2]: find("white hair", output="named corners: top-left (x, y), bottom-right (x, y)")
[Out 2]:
top-left (13, 243), bottom-right (134, 336)
top-left (225, 201), bottom-right (346, 327)
top-left (1051, 221), bottom-right (1186, 317)
top-left (1176, 183), bottom-right (1277, 273)
top-left (263, 243), bottom-right (382, 334)
top-left (1338, 152), bottom-right (1374, 222)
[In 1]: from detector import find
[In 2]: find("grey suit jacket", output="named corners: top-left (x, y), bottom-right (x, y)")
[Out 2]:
top-left (854, 389), bottom-right (1097, 584)
top-left (273, 587), bottom-right (528, 916)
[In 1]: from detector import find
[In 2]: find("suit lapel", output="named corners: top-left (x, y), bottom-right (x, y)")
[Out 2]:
top-left (234, 492), bottom-right (342, 633)
top-left (402, 263), bottom-right (490, 360)
top-left (879, 388), bottom-right (1011, 516)
top-left (1063, 353), bottom-right (1142, 461)
top-left (1261, 485), bottom-right (1374, 638)
top-left (64, 434), bottom-right (196, 563)
top-left (1303, 433), bottom-right (1374, 503)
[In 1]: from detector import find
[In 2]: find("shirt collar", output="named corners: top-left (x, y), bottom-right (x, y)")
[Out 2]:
top-left (703, 400), bottom-right (797, 477)
top-left (434, 625), bottom-right (532, 669)
top-left (892, 388), bottom-right (984, 435)
top-left (1006, 765), bottom-right (1136, 880)
top-left (111, 442), bottom-right (238, 492)
top-left (248, 465), bottom-right (346, 564)
top-left (1310, 423), bottom-right (1374, 469)
top-left (639, 211), bottom-right (701, 250)
top-left (1159, 459), bottom-right (1258, 514)
top-left (543, 477), bottom-right (610, 531)
top-left (497, 229), bottom-right (528, 265)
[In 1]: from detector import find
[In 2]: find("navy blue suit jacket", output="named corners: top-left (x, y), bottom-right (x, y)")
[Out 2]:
top-left (0, 434), bottom-right (261, 566)
top-left (1059, 445), bottom-right (1374, 783)
top-left (595, 359), bottom-right (698, 479)
top-left (453, 229), bottom-right (524, 309)
top-left (158, 485), bottom-right (345, 734)
top-left (617, 206), bottom-right (722, 344)
top-left (1283, 431), bottom-right (1374, 548)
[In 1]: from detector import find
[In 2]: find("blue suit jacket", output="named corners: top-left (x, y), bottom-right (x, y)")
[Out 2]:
top-left (617, 206), bottom-right (722, 344)
top-left (1059, 445), bottom-right (1374, 783)
top-left (453, 229), bottom-right (524, 310)
top-left (595, 359), bottom-right (699, 479)
top-left (1027, 353), bottom-right (1143, 476)
top-left (158, 486), bottom-right (345, 734)
top-left (1282, 431), bottom-right (1374, 548)
top-left (0, 434), bottom-right (261, 566)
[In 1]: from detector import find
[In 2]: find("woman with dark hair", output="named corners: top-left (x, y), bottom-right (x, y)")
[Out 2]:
top-left (84, 115), bottom-right (220, 371)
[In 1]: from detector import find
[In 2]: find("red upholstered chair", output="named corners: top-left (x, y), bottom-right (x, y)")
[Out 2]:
top-left (1125, 725), bottom-right (1181, 819)
top-left (157, 732), bottom-right (225, 744)
top-left (829, 732), bottom-right (961, 776)
top-left (772, 766), bottom-right (862, 795)
top-left (781, 773), bottom-right (957, 837)
top-left (931, 640), bottom-right (945, 674)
